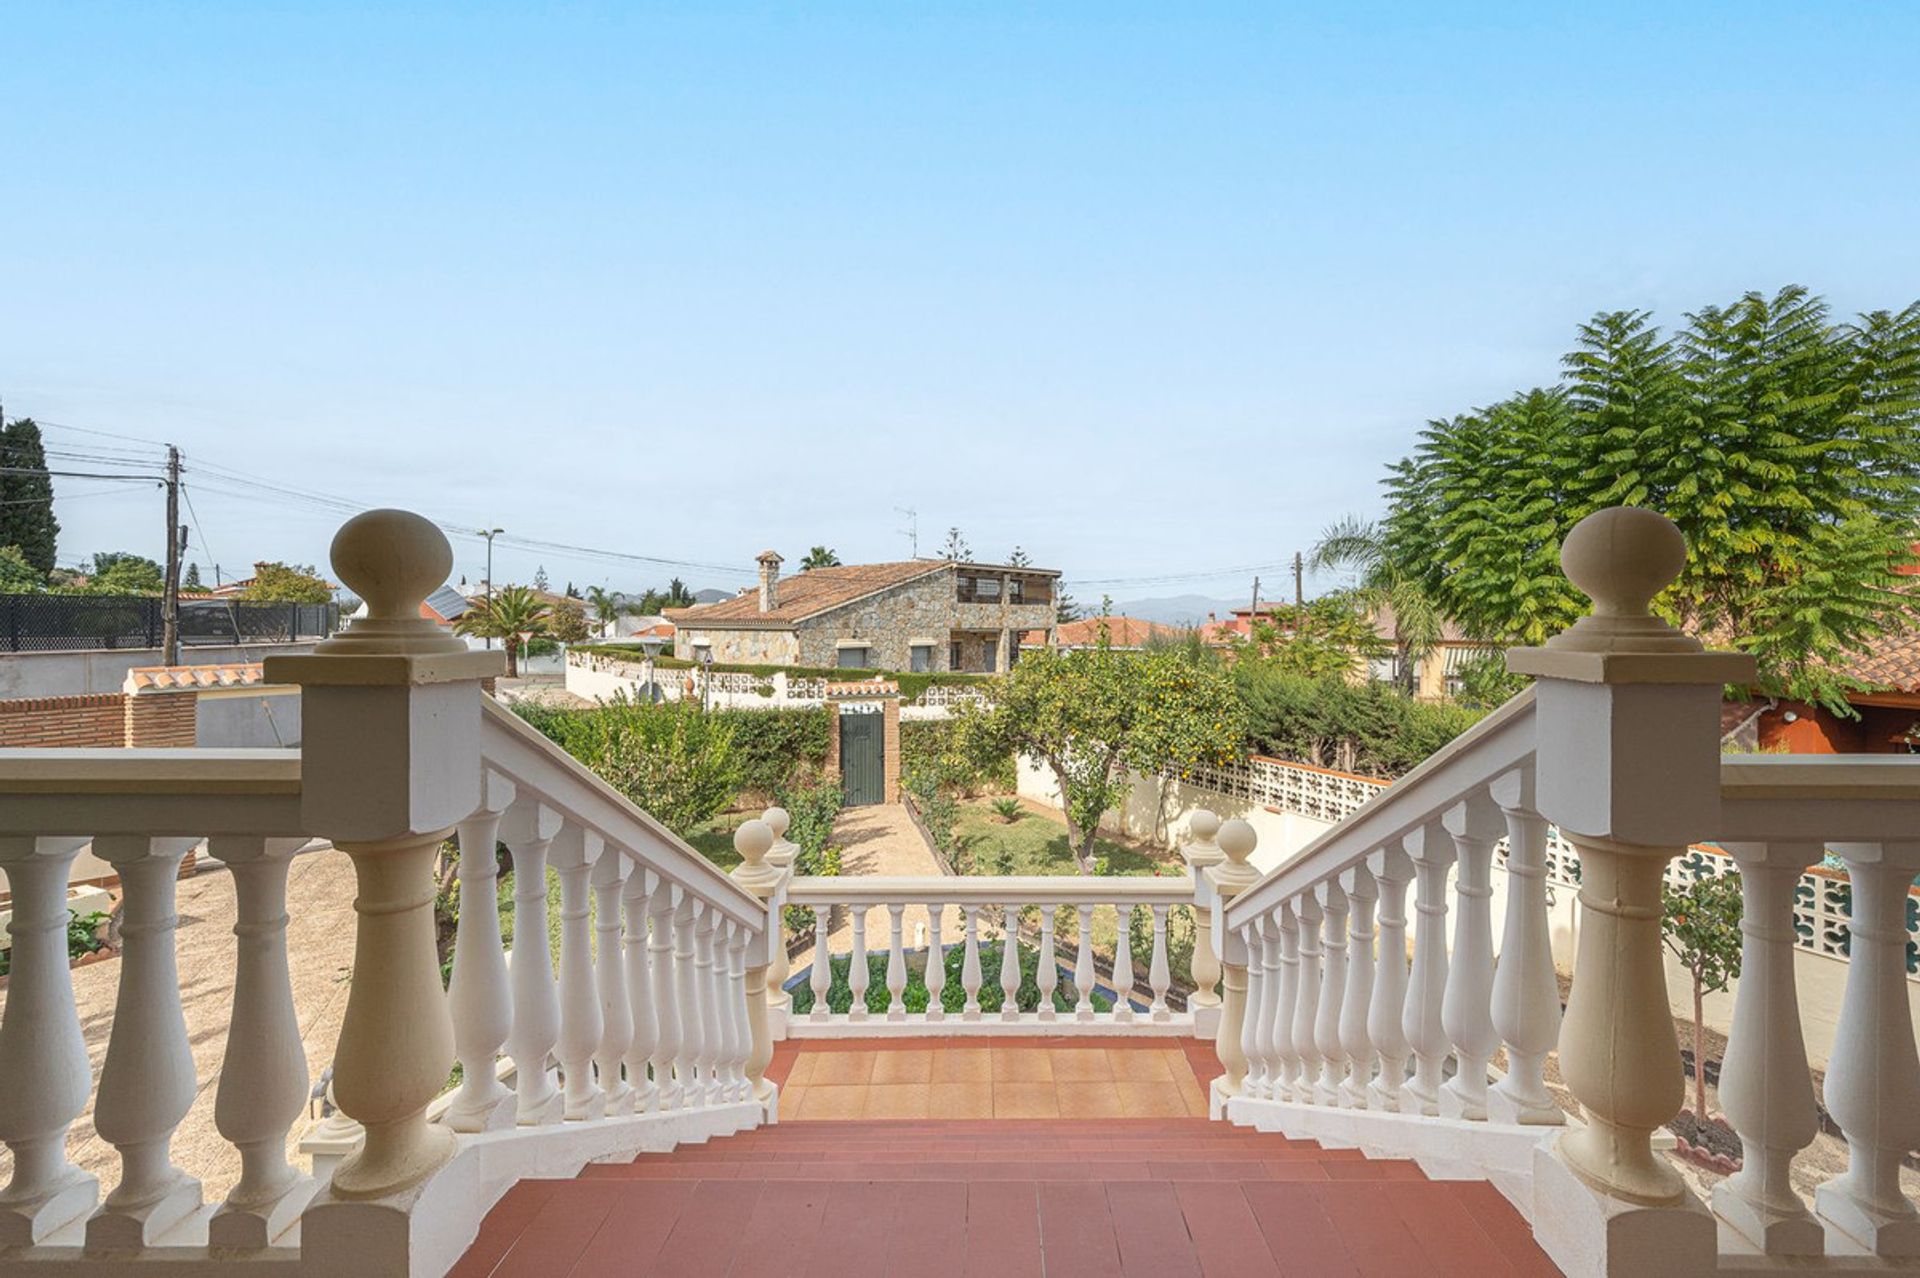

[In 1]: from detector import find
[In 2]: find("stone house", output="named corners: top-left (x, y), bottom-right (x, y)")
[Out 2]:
top-left (666, 551), bottom-right (1059, 672)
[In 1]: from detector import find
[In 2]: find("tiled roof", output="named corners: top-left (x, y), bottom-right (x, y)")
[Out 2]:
top-left (667, 561), bottom-right (950, 627)
top-left (1023, 616), bottom-right (1179, 649)
top-left (126, 662), bottom-right (267, 693)
top-left (1838, 626), bottom-right (1920, 695)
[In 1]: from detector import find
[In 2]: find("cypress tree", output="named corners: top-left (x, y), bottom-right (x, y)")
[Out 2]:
top-left (0, 418), bottom-right (59, 574)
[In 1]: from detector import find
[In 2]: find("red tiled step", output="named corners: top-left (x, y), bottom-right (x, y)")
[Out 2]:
top-left (453, 1121), bottom-right (1564, 1277)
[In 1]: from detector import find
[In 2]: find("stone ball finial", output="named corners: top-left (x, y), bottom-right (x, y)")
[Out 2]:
top-left (762, 806), bottom-right (791, 839)
top-left (1559, 507), bottom-right (1686, 619)
top-left (733, 818), bottom-right (775, 867)
top-left (1218, 818), bottom-right (1257, 866)
top-left (1188, 809), bottom-right (1221, 842)
top-left (331, 509), bottom-right (452, 621)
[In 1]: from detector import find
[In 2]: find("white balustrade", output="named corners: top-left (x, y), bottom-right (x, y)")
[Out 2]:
top-left (1037, 906), bottom-right (1059, 1021)
top-left (1239, 920), bottom-right (1270, 1098)
top-left (999, 903), bottom-right (1022, 1020)
top-left (809, 903), bottom-right (833, 1024)
top-left (1487, 770), bottom-right (1562, 1126)
top-left (1312, 881), bottom-right (1349, 1107)
top-left (1292, 894), bottom-right (1323, 1102)
top-left (554, 825), bottom-right (606, 1121)
top-left (447, 776), bottom-right (515, 1133)
top-left (924, 902), bottom-right (947, 1022)
top-left (672, 895), bottom-right (705, 1104)
top-left (624, 870), bottom-right (660, 1112)
top-left (1366, 844), bottom-right (1413, 1112)
top-left (503, 801), bottom-right (565, 1126)
top-left (1148, 904), bottom-right (1171, 1021)
top-left (1111, 903), bottom-right (1136, 1022)
top-left (962, 905), bottom-right (984, 1018)
top-left (886, 903), bottom-right (908, 1020)
top-left (651, 886), bottom-right (685, 1107)
top-left (1440, 793), bottom-right (1501, 1121)
top-left (848, 904), bottom-right (870, 1022)
top-left (1272, 904), bottom-right (1302, 1101)
top-left (1073, 903), bottom-right (1097, 1021)
top-left (592, 849), bottom-right (633, 1114)
top-left (1337, 864), bottom-right (1377, 1109)
top-left (691, 904), bottom-right (720, 1104)
top-left (1254, 917), bottom-right (1284, 1098)
top-left (1401, 821), bottom-right (1454, 1117)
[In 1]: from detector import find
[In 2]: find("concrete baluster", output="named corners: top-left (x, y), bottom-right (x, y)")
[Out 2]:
top-left (88, 835), bottom-right (204, 1249)
top-left (1402, 821), bottom-right (1455, 1117)
top-left (762, 807), bottom-right (796, 1013)
top-left (847, 904), bottom-right (870, 1022)
top-left (730, 821), bottom-right (783, 1105)
top-left (1815, 842), bottom-right (1920, 1258)
top-left (691, 904), bottom-right (720, 1103)
top-left (1073, 903), bottom-right (1097, 1022)
top-left (446, 774), bottom-right (516, 1133)
top-left (592, 850), bottom-right (633, 1114)
top-left (622, 870), bottom-right (660, 1112)
top-left (502, 801), bottom-right (564, 1125)
top-left (923, 903), bottom-right (948, 1022)
top-left (1183, 811), bottom-right (1225, 1031)
top-left (1110, 903), bottom-right (1136, 1023)
top-left (887, 903), bottom-right (909, 1021)
top-left (1338, 864), bottom-right (1378, 1108)
top-left (1313, 881), bottom-right (1349, 1107)
top-left (1207, 819), bottom-right (1260, 1105)
top-left (961, 905), bottom-right (984, 1019)
top-left (553, 825), bottom-right (606, 1121)
top-left (672, 895), bottom-right (706, 1103)
top-left (648, 886), bottom-right (683, 1108)
top-left (1366, 843), bottom-right (1414, 1112)
top-left (209, 836), bottom-right (317, 1248)
top-left (808, 904), bottom-right (833, 1023)
top-left (1271, 904), bottom-right (1301, 1102)
top-left (1239, 920), bottom-right (1270, 1098)
top-left (1712, 841), bottom-right (1822, 1255)
top-left (1440, 793), bottom-right (1502, 1121)
top-left (1487, 768), bottom-right (1565, 1126)
top-left (1292, 894), bottom-right (1324, 1104)
top-left (0, 837), bottom-right (98, 1245)
top-left (1037, 906), bottom-right (1059, 1020)
top-left (1148, 904), bottom-right (1172, 1022)
top-left (999, 903), bottom-right (1022, 1021)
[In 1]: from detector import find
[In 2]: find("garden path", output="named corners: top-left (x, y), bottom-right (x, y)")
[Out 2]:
top-left (785, 804), bottom-right (953, 990)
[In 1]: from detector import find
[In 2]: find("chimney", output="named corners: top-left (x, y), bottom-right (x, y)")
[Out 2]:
top-left (756, 550), bottom-right (784, 613)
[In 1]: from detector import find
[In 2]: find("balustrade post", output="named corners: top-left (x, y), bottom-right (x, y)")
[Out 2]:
top-left (1239, 919), bottom-right (1270, 1098)
top-left (264, 508), bottom-right (500, 1204)
top-left (730, 821), bottom-right (784, 1106)
top-left (1401, 821), bottom-right (1454, 1117)
top-left (1073, 903), bottom-right (1097, 1022)
top-left (1037, 906), bottom-right (1059, 1020)
top-left (886, 903), bottom-right (909, 1021)
top-left (1487, 767), bottom-right (1565, 1127)
top-left (1313, 881), bottom-right (1350, 1107)
top-left (923, 902), bottom-right (948, 1022)
top-left (0, 837), bottom-right (98, 1245)
top-left (1271, 905), bottom-right (1301, 1102)
top-left (728, 923), bottom-right (754, 1101)
top-left (591, 849), bottom-right (633, 1114)
top-left (446, 773), bottom-right (516, 1133)
top-left (1816, 842), bottom-right (1920, 1258)
top-left (1440, 792), bottom-right (1502, 1121)
top-left (691, 904), bottom-right (720, 1103)
top-left (1111, 903), bottom-right (1136, 1022)
top-left (672, 895), bottom-right (706, 1104)
top-left (210, 835), bottom-right (318, 1248)
top-left (1148, 904), bottom-right (1171, 1022)
top-left (88, 835), bottom-right (203, 1248)
top-left (1337, 864), bottom-right (1378, 1109)
top-left (1292, 894), bottom-right (1324, 1104)
top-left (1183, 810), bottom-right (1226, 1034)
top-left (649, 886), bottom-right (684, 1108)
top-left (999, 903), bottom-right (1022, 1021)
top-left (848, 904), bottom-right (871, 1022)
top-left (961, 905), bottom-right (985, 1019)
top-left (809, 904), bottom-right (833, 1023)
top-left (1711, 841), bottom-right (1822, 1255)
top-left (1207, 819), bottom-right (1260, 1110)
top-left (502, 801), bottom-right (564, 1125)
top-left (623, 870), bottom-right (660, 1112)
top-left (1366, 844), bottom-right (1413, 1112)
top-left (761, 808), bottom-right (795, 1016)
top-left (554, 826), bottom-right (606, 1121)
top-left (1506, 506), bottom-right (1751, 1270)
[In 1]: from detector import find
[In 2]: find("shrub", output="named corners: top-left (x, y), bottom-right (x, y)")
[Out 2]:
top-left (776, 770), bottom-right (845, 934)
top-left (902, 717), bottom-right (1014, 795)
top-left (904, 765), bottom-right (959, 855)
top-left (789, 938), bottom-right (1113, 1017)
top-left (1235, 664), bottom-right (1487, 778)
top-left (514, 693), bottom-right (741, 834)
top-left (718, 707), bottom-right (831, 797)
top-left (990, 797), bottom-right (1022, 823)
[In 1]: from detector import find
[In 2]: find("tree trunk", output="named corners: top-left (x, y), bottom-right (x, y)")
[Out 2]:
top-left (504, 636), bottom-right (520, 679)
top-left (1692, 972), bottom-right (1708, 1118)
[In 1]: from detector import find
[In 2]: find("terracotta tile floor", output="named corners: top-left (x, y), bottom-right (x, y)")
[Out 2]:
top-left (769, 1038), bottom-right (1214, 1120)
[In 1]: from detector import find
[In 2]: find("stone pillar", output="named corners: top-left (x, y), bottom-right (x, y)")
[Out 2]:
top-left (1182, 810), bottom-right (1225, 1037)
top-left (1205, 819), bottom-right (1260, 1116)
top-left (1507, 507), bottom-right (1753, 1276)
top-left (123, 686), bottom-right (198, 746)
top-left (729, 820), bottom-right (786, 1110)
top-left (883, 695), bottom-right (901, 803)
top-left (264, 511), bottom-right (501, 1220)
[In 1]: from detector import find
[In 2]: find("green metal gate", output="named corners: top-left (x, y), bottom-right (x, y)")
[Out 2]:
top-left (839, 709), bottom-right (885, 806)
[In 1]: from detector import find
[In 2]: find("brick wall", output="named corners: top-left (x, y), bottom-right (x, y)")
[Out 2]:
top-left (125, 691), bottom-right (198, 747)
top-left (0, 693), bottom-right (129, 747)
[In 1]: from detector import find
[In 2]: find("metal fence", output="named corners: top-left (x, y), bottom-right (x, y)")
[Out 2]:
top-left (0, 595), bottom-right (339, 652)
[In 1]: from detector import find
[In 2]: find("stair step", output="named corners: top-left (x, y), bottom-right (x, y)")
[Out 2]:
top-left (581, 1159), bottom-right (1426, 1182)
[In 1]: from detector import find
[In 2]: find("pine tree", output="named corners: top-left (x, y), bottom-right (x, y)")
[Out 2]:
top-left (0, 418), bottom-right (59, 574)
top-left (184, 562), bottom-right (203, 590)
top-left (533, 565), bottom-right (550, 592)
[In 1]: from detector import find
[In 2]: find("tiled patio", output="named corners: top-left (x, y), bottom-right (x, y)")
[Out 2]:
top-left (767, 1037), bottom-right (1219, 1121)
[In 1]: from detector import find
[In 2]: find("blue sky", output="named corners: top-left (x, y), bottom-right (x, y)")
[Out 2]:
top-left (5, 2), bottom-right (1918, 602)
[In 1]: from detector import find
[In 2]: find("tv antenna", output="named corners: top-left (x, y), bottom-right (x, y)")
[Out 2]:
top-left (895, 506), bottom-right (918, 558)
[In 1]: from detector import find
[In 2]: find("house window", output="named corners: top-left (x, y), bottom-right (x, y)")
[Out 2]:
top-left (950, 641), bottom-right (964, 669)
top-left (910, 644), bottom-right (934, 673)
top-left (837, 647), bottom-right (870, 669)
top-left (981, 642), bottom-right (997, 673)
top-left (1007, 578), bottom-right (1024, 604)
top-left (692, 642), bottom-right (712, 664)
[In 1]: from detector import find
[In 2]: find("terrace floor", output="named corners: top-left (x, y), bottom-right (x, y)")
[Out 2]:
top-left (452, 1039), bottom-right (1564, 1277)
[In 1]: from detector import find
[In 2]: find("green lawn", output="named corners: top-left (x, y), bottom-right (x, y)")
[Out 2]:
top-left (947, 799), bottom-right (1175, 877)
top-left (683, 810), bottom-right (749, 871)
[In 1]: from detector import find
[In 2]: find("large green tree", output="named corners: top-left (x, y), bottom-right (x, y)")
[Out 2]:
top-left (454, 584), bottom-right (551, 677)
top-left (1362, 287), bottom-right (1920, 712)
top-left (0, 418), bottom-right (59, 574)
top-left (952, 639), bottom-right (1244, 868)
top-left (87, 551), bottom-right (164, 595)
top-left (240, 562), bottom-right (332, 603)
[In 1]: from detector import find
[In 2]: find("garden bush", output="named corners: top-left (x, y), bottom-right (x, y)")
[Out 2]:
top-left (789, 938), bottom-right (1113, 1017)
top-left (1234, 664), bottom-right (1485, 778)
top-left (720, 707), bottom-right (830, 797)
top-left (901, 717), bottom-right (1014, 795)
top-left (513, 693), bottom-right (740, 833)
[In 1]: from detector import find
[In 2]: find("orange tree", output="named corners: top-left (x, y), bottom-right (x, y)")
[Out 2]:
top-left (952, 634), bottom-right (1244, 870)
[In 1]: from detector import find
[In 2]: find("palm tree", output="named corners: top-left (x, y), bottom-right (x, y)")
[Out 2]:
top-left (455, 585), bottom-right (551, 678)
top-left (1308, 516), bottom-right (1444, 695)
top-left (800, 546), bottom-right (841, 571)
top-left (585, 584), bottom-right (629, 637)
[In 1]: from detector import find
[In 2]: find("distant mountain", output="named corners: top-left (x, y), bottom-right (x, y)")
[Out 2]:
top-left (691, 587), bottom-right (731, 604)
top-left (1105, 594), bottom-right (1245, 628)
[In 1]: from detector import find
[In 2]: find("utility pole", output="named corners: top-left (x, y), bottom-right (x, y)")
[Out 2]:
top-left (1249, 575), bottom-right (1260, 617)
top-left (1293, 551), bottom-right (1305, 610)
top-left (481, 527), bottom-right (504, 650)
top-left (162, 445), bottom-right (181, 665)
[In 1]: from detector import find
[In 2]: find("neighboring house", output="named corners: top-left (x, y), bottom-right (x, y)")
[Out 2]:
top-left (1737, 627), bottom-right (1920, 754)
top-left (419, 585), bottom-right (472, 627)
top-left (1200, 601), bottom-right (1496, 698)
top-left (667, 551), bottom-right (1059, 672)
top-left (1021, 615), bottom-right (1178, 652)
top-left (610, 612), bottom-right (675, 643)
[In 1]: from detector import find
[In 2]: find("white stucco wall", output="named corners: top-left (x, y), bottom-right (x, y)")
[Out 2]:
top-left (0, 641), bottom-right (317, 698)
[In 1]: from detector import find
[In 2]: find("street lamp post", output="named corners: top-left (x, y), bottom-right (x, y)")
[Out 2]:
top-left (481, 527), bottom-right (504, 649)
